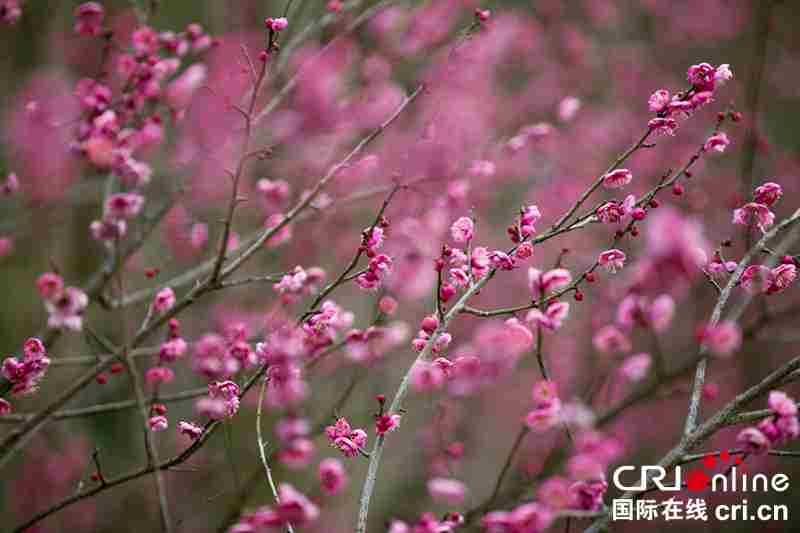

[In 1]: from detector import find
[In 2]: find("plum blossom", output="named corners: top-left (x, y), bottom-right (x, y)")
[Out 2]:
top-left (648, 89), bottom-right (670, 112)
top-left (355, 254), bottom-right (393, 290)
top-left (526, 301), bottom-right (570, 331)
top-left (687, 62), bottom-right (717, 91)
top-left (738, 391), bottom-right (799, 453)
top-left (375, 413), bottom-right (402, 435)
top-left (504, 318), bottom-right (533, 352)
top-left (1, 0), bottom-right (21, 24)
top-left (195, 380), bottom-right (241, 420)
top-left (754, 182), bottom-right (783, 206)
top-left (482, 503), bottom-right (554, 532)
top-left (740, 263), bottom-right (796, 295)
top-left (470, 246), bottom-right (492, 278)
top-left (648, 116), bottom-right (678, 136)
top-left (44, 286), bottom-right (89, 331)
top-left (146, 366), bottom-right (175, 386)
top-left (177, 421), bottom-right (203, 440)
top-left (598, 249), bottom-right (626, 273)
top-left (318, 458), bottom-right (347, 495)
top-left (74, 2), bottom-right (104, 36)
top-left (569, 479), bottom-right (608, 511)
top-left (165, 64), bottom-right (207, 109)
top-left (704, 132), bottom-right (730, 153)
top-left (715, 63), bottom-right (733, 85)
top-left (1, 172), bottom-right (19, 195)
top-left (450, 216), bottom-right (474, 243)
top-left (648, 117), bottom-right (678, 136)
top-left (620, 353), bottom-right (652, 381)
top-left (410, 360), bottom-right (447, 391)
top-left (593, 325), bottom-right (631, 355)
top-left (159, 337), bottom-right (188, 363)
top-left (737, 427), bottom-right (770, 454)
top-left (428, 478), bottom-right (467, 505)
top-left (469, 159), bottom-right (496, 178)
top-left (362, 225), bottom-right (385, 253)
top-left (148, 415), bottom-right (168, 432)
top-left (2, 338), bottom-right (50, 395)
top-left (489, 251), bottom-right (515, 271)
top-left (558, 96), bottom-right (581, 122)
top-left (525, 380), bottom-right (562, 432)
top-left (519, 205), bottom-right (542, 237)
top-left (596, 195), bottom-right (635, 224)
top-left (740, 264), bottom-right (771, 294)
top-left (279, 438), bottom-right (314, 469)
top-left (701, 321), bottom-right (741, 357)
top-left (767, 263), bottom-right (797, 294)
top-left (276, 484), bottom-right (321, 526)
top-left (529, 267), bottom-right (572, 294)
top-left (153, 287), bottom-right (175, 313)
top-left (616, 294), bottom-right (674, 332)
top-left (769, 391), bottom-right (798, 418)
top-left (325, 417), bottom-right (367, 457)
top-left (273, 266), bottom-right (326, 302)
top-left (265, 17), bottom-right (289, 32)
top-left (601, 169), bottom-right (633, 189)
top-left (733, 202), bottom-right (775, 231)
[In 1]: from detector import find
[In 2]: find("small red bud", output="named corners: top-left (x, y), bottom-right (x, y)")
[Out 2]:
top-left (585, 272), bottom-right (596, 283)
top-left (631, 208), bottom-right (647, 221)
top-left (717, 112), bottom-right (726, 122)
top-left (110, 363), bottom-right (124, 374)
top-left (446, 442), bottom-right (465, 458)
top-left (672, 183), bottom-right (684, 196)
top-left (684, 170), bottom-right (693, 178)
top-left (96, 373), bottom-right (108, 385)
top-left (630, 226), bottom-right (640, 237)
top-left (440, 284), bottom-right (456, 302)
top-left (421, 315), bottom-right (439, 334)
top-left (376, 394), bottom-right (386, 404)
top-left (574, 290), bottom-right (584, 301)
top-left (731, 111), bottom-right (743, 122)
top-left (91, 472), bottom-right (101, 482)
top-left (475, 8), bottom-right (491, 21)
top-left (648, 198), bottom-right (660, 208)
top-left (782, 255), bottom-right (794, 265)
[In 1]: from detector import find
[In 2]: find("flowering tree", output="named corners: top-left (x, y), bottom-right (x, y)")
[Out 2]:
top-left (1, 1), bottom-right (799, 532)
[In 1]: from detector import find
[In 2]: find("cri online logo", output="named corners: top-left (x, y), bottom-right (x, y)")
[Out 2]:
top-left (613, 452), bottom-right (790, 493)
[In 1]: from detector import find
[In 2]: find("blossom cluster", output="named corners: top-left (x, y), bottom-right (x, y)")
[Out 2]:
top-left (194, 380), bottom-right (241, 420)
top-left (525, 380), bottom-right (562, 432)
top-left (228, 483), bottom-right (319, 532)
top-left (36, 273), bottom-right (89, 331)
top-left (1, 338), bottom-right (49, 409)
top-left (737, 391), bottom-right (799, 454)
top-left (325, 417), bottom-right (368, 457)
top-left (733, 182), bottom-right (783, 232)
top-left (646, 62), bottom-right (733, 136)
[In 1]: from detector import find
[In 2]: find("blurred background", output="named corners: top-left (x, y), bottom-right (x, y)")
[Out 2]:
top-left (1, 0), bottom-right (800, 531)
